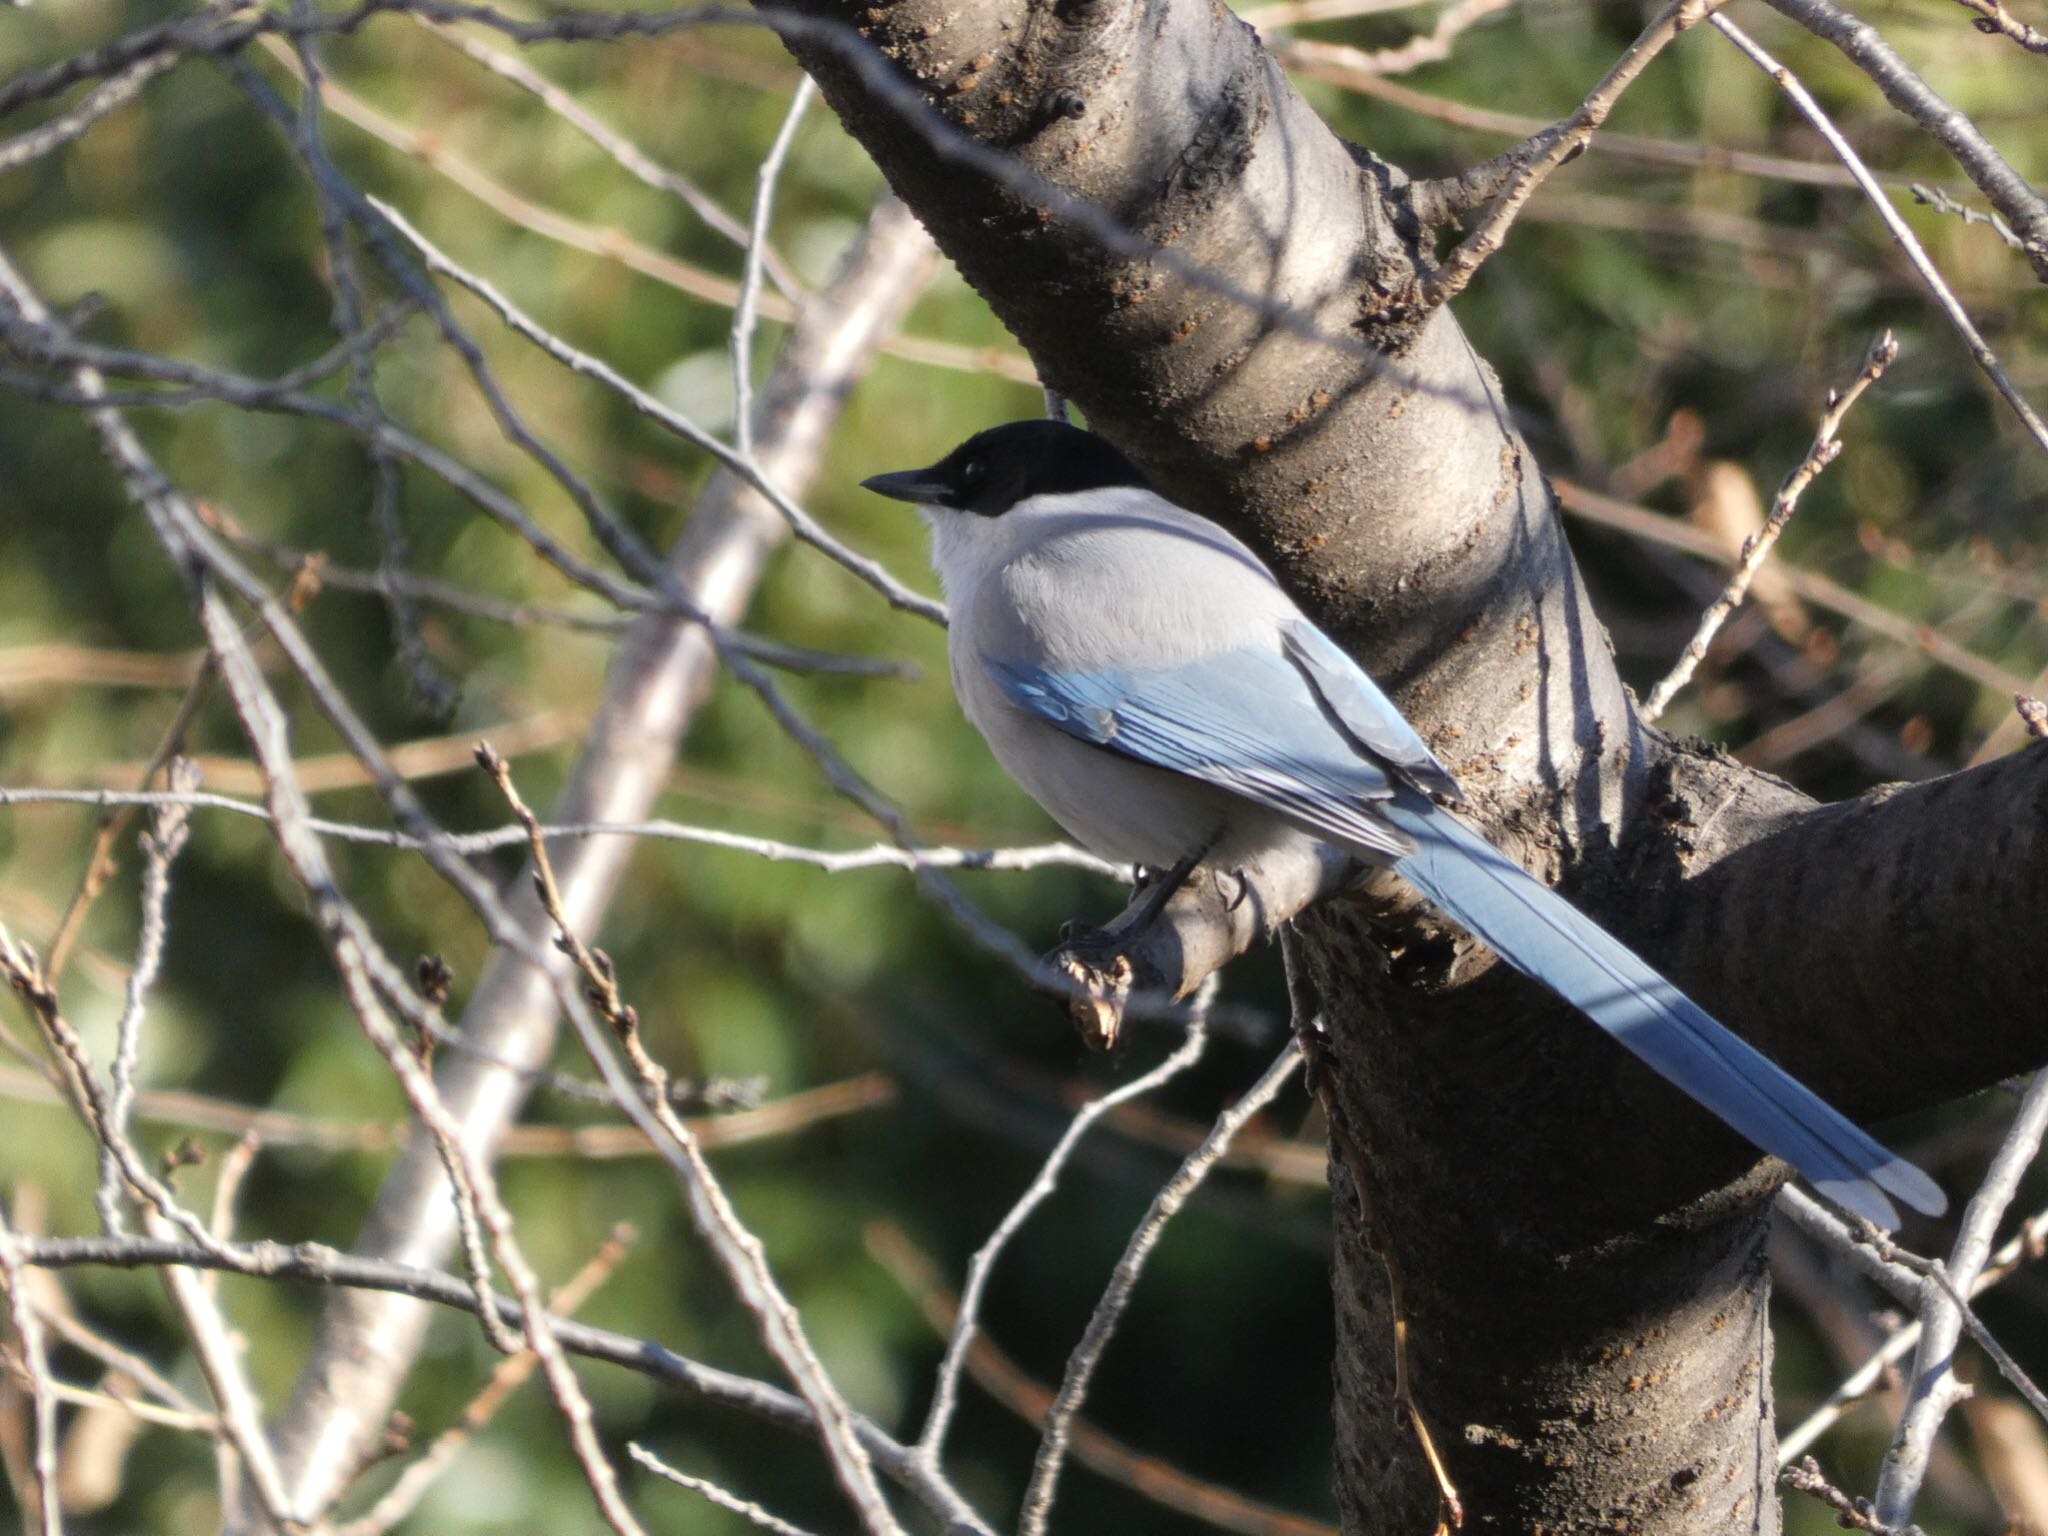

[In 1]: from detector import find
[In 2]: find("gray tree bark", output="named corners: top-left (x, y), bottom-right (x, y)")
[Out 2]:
top-left (765, 3), bottom-right (2048, 1529)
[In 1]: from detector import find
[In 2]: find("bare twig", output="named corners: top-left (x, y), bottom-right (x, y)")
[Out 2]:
top-left (12, 1231), bottom-right (994, 1535)
top-left (275, 9), bottom-right (454, 716)
top-left (0, 53), bottom-right (176, 176)
top-left (1641, 331), bottom-right (1896, 722)
top-left (1944, 0), bottom-right (2048, 52)
top-left (733, 78), bottom-right (814, 459)
top-left (1418, 0), bottom-right (1730, 305)
top-left (0, 921), bottom-right (236, 1261)
top-left (0, 783), bottom-right (1118, 879)
top-left (0, 242), bottom-right (654, 1536)
top-left (1782, 1456), bottom-right (1911, 1535)
top-left (627, 1443), bottom-right (824, 1536)
top-left (1710, 14), bottom-right (2048, 463)
top-left (415, 19), bottom-right (804, 299)
top-left (1290, 64), bottom-right (1893, 191)
top-left (1555, 479), bottom-right (2037, 700)
top-left (1017, 1040), bottom-right (1305, 1536)
top-left (919, 1013), bottom-right (1211, 1458)
top-left (97, 762), bottom-right (197, 1235)
top-left (262, 198), bottom-right (937, 1522)
top-left (0, 1062), bottom-right (891, 1159)
top-left (480, 746), bottom-right (905, 1536)
top-left (367, 197), bottom-right (944, 624)
top-left (870, 1222), bottom-right (1340, 1536)
top-left (1275, 0), bottom-right (1515, 79)
top-left (258, 32), bottom-right (1027, 382)
top-left (333, 1225), bottom-right (638, 1536)
top-left (41, 647), bottom-right (221, 990)
top-left (1874, 1071), bottom-right (2048, 1527)
top-left (1912, 183), bottom-right (2025, 253)
top-left (144, 1205), bottom-right (302, 1533)
top-left (1757, 0), bottom-right (2048, 277)
top-left (0, 1201), bottom-right (63, 1536)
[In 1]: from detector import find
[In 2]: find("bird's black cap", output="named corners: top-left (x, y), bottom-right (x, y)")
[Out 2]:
top-left (861, 420), bottom-right (1151, 517)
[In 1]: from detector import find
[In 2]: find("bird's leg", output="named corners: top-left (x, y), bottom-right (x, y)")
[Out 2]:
top-left (1124, 838), bottom-right (1212, 936)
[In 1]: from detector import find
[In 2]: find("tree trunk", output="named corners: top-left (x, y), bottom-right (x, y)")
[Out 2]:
top-left (766, 1), bottom-right (2048, 1527)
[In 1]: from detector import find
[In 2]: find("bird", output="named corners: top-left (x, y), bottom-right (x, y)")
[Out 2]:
top-left (862, 418), bottom-right (1945, 1231)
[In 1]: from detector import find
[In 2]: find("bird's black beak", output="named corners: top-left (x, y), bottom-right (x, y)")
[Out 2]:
top-left (860, 465), bottom-right (952, 506)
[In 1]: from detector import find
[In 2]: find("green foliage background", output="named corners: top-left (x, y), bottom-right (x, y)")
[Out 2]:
top-left (0, 1), bottom-right (2043, 1532)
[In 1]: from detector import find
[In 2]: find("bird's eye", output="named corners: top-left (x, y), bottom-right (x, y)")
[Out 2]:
top-left (960, 457), bottom-right (987, 486)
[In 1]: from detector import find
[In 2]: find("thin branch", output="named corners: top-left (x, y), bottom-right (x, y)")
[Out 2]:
top-left (276, 10), bottom-right (453, 717)
top-left (333, 1225), bottom-right (638, 1536)
top-left (1782, 1457), bottom-right (1912, 1535)
top-left (225, 520), bottom-right (917, 678)
top-left (144, 1204), bottom-right (302, 1532)
top-left (1641, 331), bottom-right (1896, 722)
top-left (258, 194), bottom-right (938, 1524)
top-left (367, 195), bottom-right (944, 624)
top-left (1758, 0), bottom-right (2048, 278)
top-left (1774, 1186), bottom-right (1920, 1308)
top-left (1017, 1041), bottom-right (1305, 1536)
top-left (1912, 183), bottom-right (2025, 253)
top-left (1418, 0), bottom-right (1730, 306)
top-left (0, 1063), bottom-right (891, 1159)
top-left (1275, 0), bottom-right (1515, 79)
top-left (1555, 479), bottom-right (2038, 699)
top-left (97, 762), bottom-right (197, 1235)
top-left (733, 78), bottom-right (814, 460)
top-left (918, 1015), bottom-right (1211, 1458)
top-left (869, 1222), bottom-right (1340, 1536)
top-left (0, 783), bottom-right (1121, 876)
top-left (0, 1201), bottom-right (63, 1536)
top-left (415, 19), bottom-right (804, 299)
top-left (1710, 13), bottom-right (2048, 463)
top-left (1241, 0), bottom-right (1439, 25)
top-left (1874, 1071), bottom-right (2048, 1527)
top-left (627, 1443), bottom-right (824, 1536)
top-left (0, 921), bottom-right (237, 1262)
top-left (1944, 0), bottom-right (2048, 52)
top-left (259, 32), bottom-right (1027, 382)
top-left (0, 242), bottom-right (653, 1536)
top-left (0, 53), bottom-right (176, 176)
top-left (480, 747), bottom-right (906, 1536)
top-left (1292, 63), bottom-right (1896, 191)
top-left (11, 1234), bottom-right (994, 1535)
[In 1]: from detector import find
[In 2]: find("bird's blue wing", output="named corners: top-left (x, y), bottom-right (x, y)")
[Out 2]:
top-left (987, 648), bottom-right (1417, 860)
top-left (1281, 620), bottom-right (1464, 802)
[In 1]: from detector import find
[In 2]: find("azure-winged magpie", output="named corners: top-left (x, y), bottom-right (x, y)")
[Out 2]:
top-left (863, 419), bottom-right (1943, 1230)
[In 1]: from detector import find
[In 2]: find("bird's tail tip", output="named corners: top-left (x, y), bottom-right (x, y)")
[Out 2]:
top-left (1813, 1157), bottom-right (1946, 1231)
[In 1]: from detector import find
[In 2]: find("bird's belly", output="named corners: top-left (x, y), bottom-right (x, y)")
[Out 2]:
top-left (968, 697), bottom-right (1285, 869)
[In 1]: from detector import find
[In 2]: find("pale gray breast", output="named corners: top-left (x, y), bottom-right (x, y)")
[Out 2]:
top-left (942, 488), bottom-right (1309, 866)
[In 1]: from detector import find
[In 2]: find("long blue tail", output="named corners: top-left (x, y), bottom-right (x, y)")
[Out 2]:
top-left (1376, 796), bottom-right (1944, 1229)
